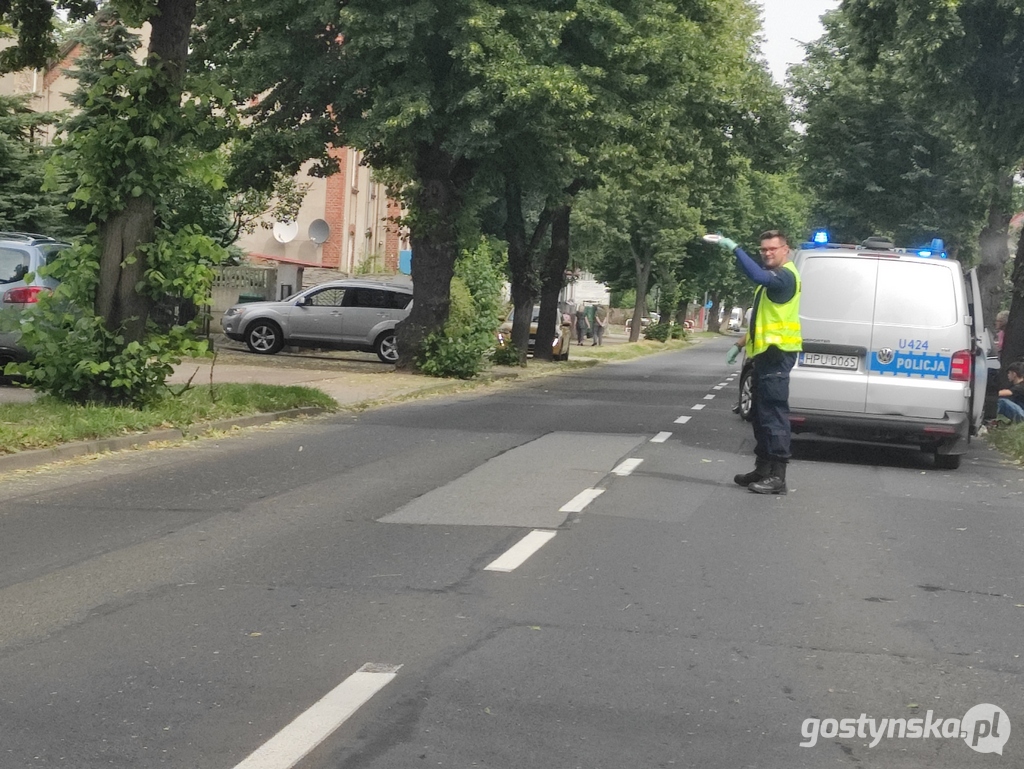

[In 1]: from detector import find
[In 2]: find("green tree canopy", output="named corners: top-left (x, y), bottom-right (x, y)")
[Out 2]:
top-left (0, 94), bottom-right (69, 234)
top-left (790, 9), bottom-right (985, 257)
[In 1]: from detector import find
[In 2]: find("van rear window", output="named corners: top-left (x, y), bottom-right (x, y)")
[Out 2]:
top-left (800, 257), bottom-right (876, 323)
top-left (874, 261), bottom-right (956, 327)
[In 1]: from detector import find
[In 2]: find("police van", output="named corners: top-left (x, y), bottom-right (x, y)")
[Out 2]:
top-left (785, 233), bottom-right (988, 469)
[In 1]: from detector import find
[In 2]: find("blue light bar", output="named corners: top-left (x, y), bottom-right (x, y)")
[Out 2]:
top-left (915, 238), bottom-right (948, 259)
top-left (812, 230), bottom-right (829, 245)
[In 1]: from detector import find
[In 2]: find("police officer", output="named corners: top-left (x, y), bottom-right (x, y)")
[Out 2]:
top-left (713, 230), bottom-right (802, 494)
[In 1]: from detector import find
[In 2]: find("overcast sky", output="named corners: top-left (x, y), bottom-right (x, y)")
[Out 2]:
top-left (758, 0), bottom-right (839, 84)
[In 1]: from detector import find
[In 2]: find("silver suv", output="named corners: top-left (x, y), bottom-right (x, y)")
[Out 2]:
top-left (221, 278), bottom-right (413, 362)
top-left (0, 232), bottom-right (68, 371)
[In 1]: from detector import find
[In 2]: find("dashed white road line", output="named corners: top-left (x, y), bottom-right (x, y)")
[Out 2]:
top-left (717, 382), bottom-right (730, 387)
top-left (233, 663), bottom-right (401, 769)
top-left (674, 416), bottom-right (692, 424)
top-left (651, 432), bottom-right (672, 443)
top-left (691, 404), bottom-right (706, 411)
top-left (713, 385), bottom-right (724, 390)
top-left (485, 529), bottom-right (558, 572)
top-left (612, 458), bottom-right (643, 476)
top-left (559, 488), bottom-right (605, 513)
top-left (704, 394), bottom-right (716, 400)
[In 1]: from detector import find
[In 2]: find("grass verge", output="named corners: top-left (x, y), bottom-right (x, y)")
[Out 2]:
top-left (986, 421), bottom-right (1024, 464)
top-left (0, 335), bottom-right (695, 456)
top-left (0, 384), bottom-right (336, 455)
top-left (569, 337), bottom-right (692, 362)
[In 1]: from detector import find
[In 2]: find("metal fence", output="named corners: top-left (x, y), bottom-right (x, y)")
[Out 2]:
top-left (206, 267), bottom-right (277, 332)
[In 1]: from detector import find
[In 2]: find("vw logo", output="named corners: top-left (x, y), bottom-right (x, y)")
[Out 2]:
top-left (877, 347), bottom-right (895, 364)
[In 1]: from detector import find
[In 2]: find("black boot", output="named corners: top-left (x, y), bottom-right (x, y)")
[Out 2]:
top-left (733, 458), bottom-right (769, 487)
top-left (749, 460), bottom-right (787, 495)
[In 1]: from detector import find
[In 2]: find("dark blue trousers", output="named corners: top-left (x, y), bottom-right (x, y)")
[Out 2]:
top-left (751, 349), bottom-right (797, 462)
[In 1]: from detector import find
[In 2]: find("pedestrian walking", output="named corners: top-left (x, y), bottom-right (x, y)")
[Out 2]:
top-left (575, 307), bottom-right (588, 345)
top-left (995, 310), bottom-right (1009, 358)
top-left (709, 230), bottom-right (802, 494)
top-left (593, 304), bottom-right (609, 346)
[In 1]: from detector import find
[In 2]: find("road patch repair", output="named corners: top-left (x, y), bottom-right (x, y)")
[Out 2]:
top-left (380, 432), bottom-right (647, 529)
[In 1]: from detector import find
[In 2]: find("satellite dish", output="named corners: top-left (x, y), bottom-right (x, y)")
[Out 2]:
top-left (309, 219), bottom-right (331, 245)
top-left (272, 221), bottom-right (298, 243)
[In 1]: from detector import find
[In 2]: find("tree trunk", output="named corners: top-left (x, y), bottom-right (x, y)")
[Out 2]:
top-left (396, 143), bottom-right (472, 369)
top-left (95, 0), bottom-right (198, 343)
top-left (503, 177), bottom-right (554, 366)
top-left (707, 293), bottom-right (722, 333)
top-left (1001, 229), bottom-right (1024, 377)
top-left (629, 242), bottom-right (652, 343)
top-left (535, 205), bottom-right (571, 361)
top-left (96, 195), bottom-right (156, 341)
top-left (976, 172), bottom-right (1013, 332)
top-left (504, 177), bottom-right (533, 365)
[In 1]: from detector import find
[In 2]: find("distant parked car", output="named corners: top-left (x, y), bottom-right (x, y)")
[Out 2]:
top-left (625, 312), bottom-right (660, 332)
top-left (221, 278), bottom-right (413, 362)
top-left (497, 305), bottom-right (572, 360)
top-left (0, 232), bottom-right (69, 376)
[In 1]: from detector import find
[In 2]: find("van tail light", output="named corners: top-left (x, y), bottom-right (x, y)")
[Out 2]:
top-left (3, 286), bottom-right (49, 304)
top-left (950, 350), bottom-right (972, 382)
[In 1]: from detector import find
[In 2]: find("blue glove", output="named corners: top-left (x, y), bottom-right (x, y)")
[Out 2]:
top-left (703, 233), bottom-right (738, 251)
top-left (726, 344), bottom-right (741, 365)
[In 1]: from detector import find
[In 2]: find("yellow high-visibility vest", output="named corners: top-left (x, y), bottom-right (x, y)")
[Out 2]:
top-left (748, 261), bottom-right (802, 356)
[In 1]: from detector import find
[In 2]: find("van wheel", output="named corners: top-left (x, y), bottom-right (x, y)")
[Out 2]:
top-left (245, 320), bottom-right (284, 354)
top-left (375, 331), bottom-right (399, 363)
top-left (934, 453), bottom-right (962, 470)
top-left (739, 364), bottom-right (754, 422)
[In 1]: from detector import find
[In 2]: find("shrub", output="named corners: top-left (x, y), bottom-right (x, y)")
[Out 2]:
top-left (490, 340), bottom-right (522, 367)
top-left (644, 322), bottom-right (671, 342)
top-left (643, 322), bottom-right (685, 342)
top-left (416, 238), bottom-right (507, 378)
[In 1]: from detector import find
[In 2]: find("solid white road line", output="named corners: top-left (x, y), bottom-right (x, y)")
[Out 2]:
top-left (233, 663), bottom-right (402, 769)
top-left (704, 394), bottom-right (716, 400)
top-left (673, 415), bottom-right (692, 424)
top-left (485, 530), bottom-right (558, 572)
top-left (612, 458), bottom-right (643, 476)
top-left (651, 432), bottom-right (672, 443)
top-left (559, 488), bottom-right (605, 513)
top-left (691, 404), bottom-right (706, 411)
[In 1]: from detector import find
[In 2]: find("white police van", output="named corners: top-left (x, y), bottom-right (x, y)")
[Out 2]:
top-left (786, 233), bottom-right (988, 469)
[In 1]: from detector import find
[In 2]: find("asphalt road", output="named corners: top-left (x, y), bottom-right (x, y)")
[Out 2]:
top-left (0, 337), bottom-right (1021, 768)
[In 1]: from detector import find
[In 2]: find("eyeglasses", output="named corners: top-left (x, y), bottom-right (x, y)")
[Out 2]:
top-left (759, 246), bottom-right (785, 255)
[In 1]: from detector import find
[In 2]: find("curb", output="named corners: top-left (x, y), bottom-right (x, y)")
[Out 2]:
top-left (0, 407), bottom-right (327, 475)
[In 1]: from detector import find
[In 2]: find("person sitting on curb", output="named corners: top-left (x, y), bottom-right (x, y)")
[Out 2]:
top-left (997, 361), bottom-right (1024, 423)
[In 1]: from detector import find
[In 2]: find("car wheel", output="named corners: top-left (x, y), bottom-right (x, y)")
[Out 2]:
top-left (933, 453), bottom-right (961, 470)
top-left (375, 331), bottom-right (399, 363)
top-left (739, 364), bottom-right (754, 421)
top-left (245, 320), bottom-right (284, 355)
